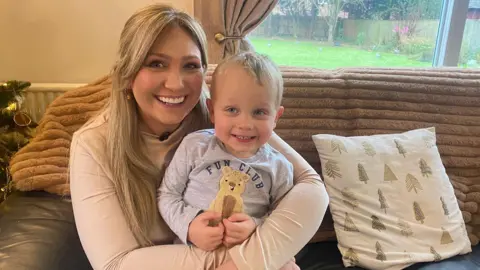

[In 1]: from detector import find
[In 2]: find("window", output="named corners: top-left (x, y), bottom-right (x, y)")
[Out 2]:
top-left (460, 0), bottom-right (480, 68)
top-left (248, 0), bottom-right (476, 69)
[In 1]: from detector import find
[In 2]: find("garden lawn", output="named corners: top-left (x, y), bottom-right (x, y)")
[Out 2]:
top-left (249, 38), bottom-right (433, 69)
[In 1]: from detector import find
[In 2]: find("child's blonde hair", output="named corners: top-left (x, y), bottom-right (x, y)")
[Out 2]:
top-left (211, 51), bottom-right (284, 107)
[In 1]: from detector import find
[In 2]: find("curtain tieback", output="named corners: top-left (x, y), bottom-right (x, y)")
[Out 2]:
top-left (214, 33), bottom-right (244, 43)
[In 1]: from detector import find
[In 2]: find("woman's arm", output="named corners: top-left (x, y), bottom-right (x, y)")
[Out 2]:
top-left (226, 132), bottom-right (329, 270)
top-left (69, 132), bottom-right (225, 269)
top-left (159, 139), bottom-right (203, 244)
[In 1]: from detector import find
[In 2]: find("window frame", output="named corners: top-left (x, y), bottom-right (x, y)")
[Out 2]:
top-left (433, 0), bottom-right (470, 67)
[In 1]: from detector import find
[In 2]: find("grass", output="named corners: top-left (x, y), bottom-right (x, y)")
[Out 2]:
top-left (249, 37), bottom-right (434, 69)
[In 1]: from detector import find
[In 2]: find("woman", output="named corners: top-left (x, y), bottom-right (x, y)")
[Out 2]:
top-left (69, 3), bottom-right (329, 270)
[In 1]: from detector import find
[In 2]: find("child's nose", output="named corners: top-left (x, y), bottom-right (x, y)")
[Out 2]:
top-left (237, 121), bottom-right (253, 130)
top-left (236, 114), bottom-right (253, 130)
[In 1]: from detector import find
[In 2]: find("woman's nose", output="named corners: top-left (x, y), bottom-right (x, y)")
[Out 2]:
top-left (164, 70), bottom-right (184, 91)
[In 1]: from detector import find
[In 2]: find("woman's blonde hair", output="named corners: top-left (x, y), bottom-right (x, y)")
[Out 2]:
top-left (107, 4), bottom-right (209, 246)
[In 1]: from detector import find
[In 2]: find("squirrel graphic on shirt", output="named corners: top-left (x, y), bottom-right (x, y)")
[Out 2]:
top-left (208, 166), bottom-right (250, 226)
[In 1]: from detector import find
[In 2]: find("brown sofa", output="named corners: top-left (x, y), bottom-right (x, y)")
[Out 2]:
top-left (1, 66), bottom-right (480, 270)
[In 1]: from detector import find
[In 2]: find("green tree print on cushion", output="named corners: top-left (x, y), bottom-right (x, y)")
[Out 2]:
top-left (372, 215), bottom-right (386, 232)
top-left (441, 227), bottom-right (454, 245)
top-left (331, 139), bottom-right (347, 154)
top-left (342, 188), bottom-right (358, 210)
top-left (440, 197), bottom-right (450, 217)
top-left (395, 139), bottom-right (407, 157)
top-left (413, 201), bottom-right (426, 224)
top-left (324, 160), bottom-right (342, 179)
top-left (406, 174), bottom-right (423, 193)
top-left (397, 218), bottom-right (413, 237)
top-left (362, 141), bottom-right (376, 157)
top-left (384, 164), bottom-right (398, 183)
top-left (344, 213), bottom-right (359, 232)
top-left (375, 242), bottom-right (386, 262)
top-left (430, 246), bottom-right (442, 262)
top-left (419, 158), bottom-right (433, 178)
top-left (423, 135), bottom-right (435, 148)
top-left (343, 248), bottom-right (359, 266)
top-left (378, 189), bottom-right (388, 214)
top-left (358, 163), bottom-right (369, 184)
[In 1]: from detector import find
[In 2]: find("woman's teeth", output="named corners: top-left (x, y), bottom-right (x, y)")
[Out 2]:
top-left (157, 96), bottom-right (185, 104)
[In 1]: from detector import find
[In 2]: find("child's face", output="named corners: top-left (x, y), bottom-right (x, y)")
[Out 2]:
top-left (207, 64), bottom-right (284, 158)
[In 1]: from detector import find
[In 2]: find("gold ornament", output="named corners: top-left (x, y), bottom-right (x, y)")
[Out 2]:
top-left (13, 111), bottom-right (32, 126)
top-left (6, 102), bottom-right (17, 112)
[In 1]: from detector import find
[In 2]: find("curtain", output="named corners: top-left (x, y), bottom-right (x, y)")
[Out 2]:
top-left (217, 0), bottom-right (278, 58)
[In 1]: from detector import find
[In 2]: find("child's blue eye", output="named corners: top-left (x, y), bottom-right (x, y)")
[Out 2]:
top-left (254, 109), bottom-right (267, 116)
top-left (226, 107), bottom-right (238, 113)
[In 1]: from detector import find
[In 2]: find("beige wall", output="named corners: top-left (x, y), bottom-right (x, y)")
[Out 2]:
top-left (0, 0), bottom-right (193, 84)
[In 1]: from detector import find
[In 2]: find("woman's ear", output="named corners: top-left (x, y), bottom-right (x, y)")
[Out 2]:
top-left (126, 80), bottom-right (134, 93)
top-left (206, 98), bottom-right (215, 124)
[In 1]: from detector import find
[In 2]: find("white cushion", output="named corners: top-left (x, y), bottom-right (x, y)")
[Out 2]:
top-left (312, 127), bottom-right (471, 270)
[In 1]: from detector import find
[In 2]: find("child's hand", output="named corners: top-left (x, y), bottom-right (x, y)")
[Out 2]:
top-left (222, 213), bottom-right (256, 247)
top-left (188, 211), bottom-right (224, 251)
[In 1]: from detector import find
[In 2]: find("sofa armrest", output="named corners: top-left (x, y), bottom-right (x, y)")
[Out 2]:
top-left (0, 191), bottom-right (92, 270)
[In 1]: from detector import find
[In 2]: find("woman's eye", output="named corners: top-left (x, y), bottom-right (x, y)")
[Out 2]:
top-left (148, 61), bottom-right (165, 68)
top-left (185, 63), bottom-right (201, 69)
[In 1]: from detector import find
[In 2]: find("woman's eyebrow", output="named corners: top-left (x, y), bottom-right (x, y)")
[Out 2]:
top-left (146, 53), bottom-right (200, 61)
top-left (183, 55), bottom-right (201, 61)
top-left (147, 52), bottom-right (169, 59)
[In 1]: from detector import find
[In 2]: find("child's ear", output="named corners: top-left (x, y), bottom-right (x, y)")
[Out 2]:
top-left (206, 98), bottom-right (215, 124)
top-left (273, 106), bottom-right (284, 128)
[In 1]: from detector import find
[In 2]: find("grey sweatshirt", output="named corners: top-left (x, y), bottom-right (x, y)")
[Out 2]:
top-left (158, 129), bottom-right (294, 244)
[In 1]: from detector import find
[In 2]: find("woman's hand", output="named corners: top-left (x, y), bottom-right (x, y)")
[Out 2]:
top-left (187, 211), bottom-right (224, 251)
top-left (222, 213), bottom-right (256, 247)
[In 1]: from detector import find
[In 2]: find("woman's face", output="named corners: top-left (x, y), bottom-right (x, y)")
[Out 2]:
top-left (131, 26), bottom-right (204, 135)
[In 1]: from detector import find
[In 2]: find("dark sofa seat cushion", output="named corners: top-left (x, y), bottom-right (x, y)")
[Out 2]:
top-left (297, 241), bottom-right (480, 270)
top-left (0, 192), bottom-right (92, 270)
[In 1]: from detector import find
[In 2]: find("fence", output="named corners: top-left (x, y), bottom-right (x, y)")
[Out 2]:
top-left (251, 16), bottom-right (480, 50)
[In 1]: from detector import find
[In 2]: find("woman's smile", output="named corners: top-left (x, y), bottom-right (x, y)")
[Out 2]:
top-left (155, 95), bottom-right (187, 106)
